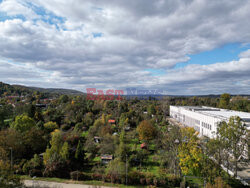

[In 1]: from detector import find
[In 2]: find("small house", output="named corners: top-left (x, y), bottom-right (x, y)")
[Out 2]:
top-left (101, 154), bottom-right (113, 164)
top-left (108, 119), bottom-right (115, 124)
top-left (125, 126), bottom-right (131, 131)
top-left (35, 104), bottom-right (47, 108)
top-left (140, 143), bottom-right (147, 149)
top-left (94, 136), bottom-right (101, 143)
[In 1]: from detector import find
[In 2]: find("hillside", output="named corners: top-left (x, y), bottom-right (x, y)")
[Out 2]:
top-left (0, 82), bottom-right (83, 96)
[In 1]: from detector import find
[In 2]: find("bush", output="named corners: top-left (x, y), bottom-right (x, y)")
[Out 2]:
top-left (70, 171), bottom-right (91, 181)
top-left (74, 122), bottom-right (84, 131)
top-left (104, 174), bottom-right (111, 183)
top-left (15, 159), bottom-right (27, 175)
top-left (153, 177), bottom-right (158, 187)
top-left (44, 121), bottom-right (58, 132)
top-left (140, 178), bottom-right (146, 185)
top-left (29, 169), bottom-right (42, 177)
top-left (145, 172), bottom-right (154, 185)
top-left (167, 175), bottom-right (182, 187)
top-left (22, 161), bottom-right (32, 175)
top-left (61, 124), bottom-right (71, 131)
top-left (128, 170), bottom-right (142, 185)
top-left (92, 173), bottom-right (103, 181)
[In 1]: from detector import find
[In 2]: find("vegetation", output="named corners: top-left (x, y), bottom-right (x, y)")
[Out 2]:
top-left (0, 83), bottom-right (248, 187)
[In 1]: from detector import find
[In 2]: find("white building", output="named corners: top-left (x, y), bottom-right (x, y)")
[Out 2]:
top-left (170, 106), bottom-right (250, 138)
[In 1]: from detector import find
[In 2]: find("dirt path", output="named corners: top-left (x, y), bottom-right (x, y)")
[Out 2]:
top-left (24, 180), bottom-right (114, 188)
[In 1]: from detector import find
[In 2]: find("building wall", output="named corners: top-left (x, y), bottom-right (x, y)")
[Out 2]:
top-left (170, 106), bottom-right (221, 138)
top-left (170, 106), bottom-right (249, 160)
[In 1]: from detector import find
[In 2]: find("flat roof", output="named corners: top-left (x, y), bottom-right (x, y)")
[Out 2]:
top-left (173, 106), bottom-right (250, 121)
top-left (200, 110), bottom-right (250, 121)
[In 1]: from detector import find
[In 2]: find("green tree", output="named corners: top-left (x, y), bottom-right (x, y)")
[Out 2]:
top-left (207, 139), bottom-right (224, 176)
top-left (84, 112), bottom-right (94, 127)
top-left (60, 142), bottom-right (69, 160)
top-left (217, 116), bottom-right (247, 177)
top-left (43, 131), bottom-right (64, 165)
top-left (43, 131), bottom-right (70, 178)
top-left (107, 158), bottom-right (126, 183)
top-left (75, 140), bottom-right (85, 161)
top-left (147, 104), bottom-right (156, 116)
top-left (59, 95), bottom-right (69, 103)
top-left (219, 93), bottom-right (231, 109)
top-left (10, 114), bottom-right (36, 132)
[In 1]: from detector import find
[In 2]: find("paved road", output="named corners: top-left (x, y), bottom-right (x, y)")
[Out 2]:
top-left (24, 180), bottom-right (114, 188)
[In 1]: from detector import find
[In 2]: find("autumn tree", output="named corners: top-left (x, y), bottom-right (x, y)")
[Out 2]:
top-left (137, 120), bottom-right (156, 142)
top-left (44, 121), bottom-right (58, 132)
top-left (178, 127), bottom-right (203, 176)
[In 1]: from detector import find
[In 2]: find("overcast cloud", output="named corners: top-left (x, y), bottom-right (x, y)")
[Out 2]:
top-left (0, 0), bottom-right (250, 94)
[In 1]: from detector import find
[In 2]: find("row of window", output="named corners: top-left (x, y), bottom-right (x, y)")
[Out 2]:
top-left (202, 122), bottom-right (212, 130)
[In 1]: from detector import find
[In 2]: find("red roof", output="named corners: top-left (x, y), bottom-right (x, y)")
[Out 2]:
top-left (140, 143), bottom-right (147, 149)
top-left (108, 119), bottom-right (115, 123)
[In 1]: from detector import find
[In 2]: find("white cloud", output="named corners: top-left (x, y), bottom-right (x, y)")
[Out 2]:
top-left (0, 0), bottom-right (250, 94)
top-left (0, 0), bottom-right (39, 19)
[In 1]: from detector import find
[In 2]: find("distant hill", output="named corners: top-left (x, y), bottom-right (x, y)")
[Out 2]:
top-left (0, 82), bottom-right (83, 96)
top-left (27, 86), bottom-right (83, 95)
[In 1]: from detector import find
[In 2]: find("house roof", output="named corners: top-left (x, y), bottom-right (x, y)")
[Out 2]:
top-left (101, 155), bottom-right (113, 160)
top-left (140, 143), bottom-right (147, 148)
top-left (108, 119), bottom-right (115, 123)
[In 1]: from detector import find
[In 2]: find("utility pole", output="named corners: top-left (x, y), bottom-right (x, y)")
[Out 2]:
top-left (126, 154), bottom-right (128, 186)
top-left (10, 147), bottom-right (13, 170)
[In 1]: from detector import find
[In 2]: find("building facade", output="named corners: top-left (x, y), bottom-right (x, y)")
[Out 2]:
top-left (170, 106), bottom-right (250, 138)
top-left (170, 106), bottom-right (250, 159)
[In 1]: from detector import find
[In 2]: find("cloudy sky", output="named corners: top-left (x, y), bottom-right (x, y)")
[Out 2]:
top-left (1, 0), bottom-right (250, 95)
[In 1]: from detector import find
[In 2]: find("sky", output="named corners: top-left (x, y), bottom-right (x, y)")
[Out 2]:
top-left (1, 0), bottom-right (250, 95)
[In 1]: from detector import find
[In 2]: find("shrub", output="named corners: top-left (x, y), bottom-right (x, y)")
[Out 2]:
top-left (61, 124), bottom-right (71, 131)
top-left (22, 161), bottom-right (32, 175)
top-left (167, 175), bottom-right (181, 187)
top-left (70, 171), bottom-right (91, 181)
top-left (104, 174), bottom-right (112, 183)
top-left (29, 169), bottom-right (42, 177)
top-left (44, 121), bottom-right (58, 132)
top-left (158, 178), bottom-right (167, 187)
top-left (145, 172), bottom-right (154, 185)
top-left (92, 173), bottom-right (103, 181)
top-left (153, 177), bottom-right (158, 187)
top-left (128, 170), bottom-right (142, 185)
top-left (140, 178), bottom-right (146, 185)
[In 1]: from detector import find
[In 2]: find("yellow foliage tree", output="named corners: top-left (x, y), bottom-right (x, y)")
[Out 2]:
top-left (178, 127), bottom-right (203, 176)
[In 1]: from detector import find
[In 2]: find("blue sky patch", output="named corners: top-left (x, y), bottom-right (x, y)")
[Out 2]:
top-left (145, 69), bottom-right (166, 76)
top-left (175, 43), bottom-right (250, 68)
top-left (93, 32), bottom-right (103, 38)
top-left (25, 2), bottom-right (65, 28)
top-left (0, 12), bottom-right (26, 21)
